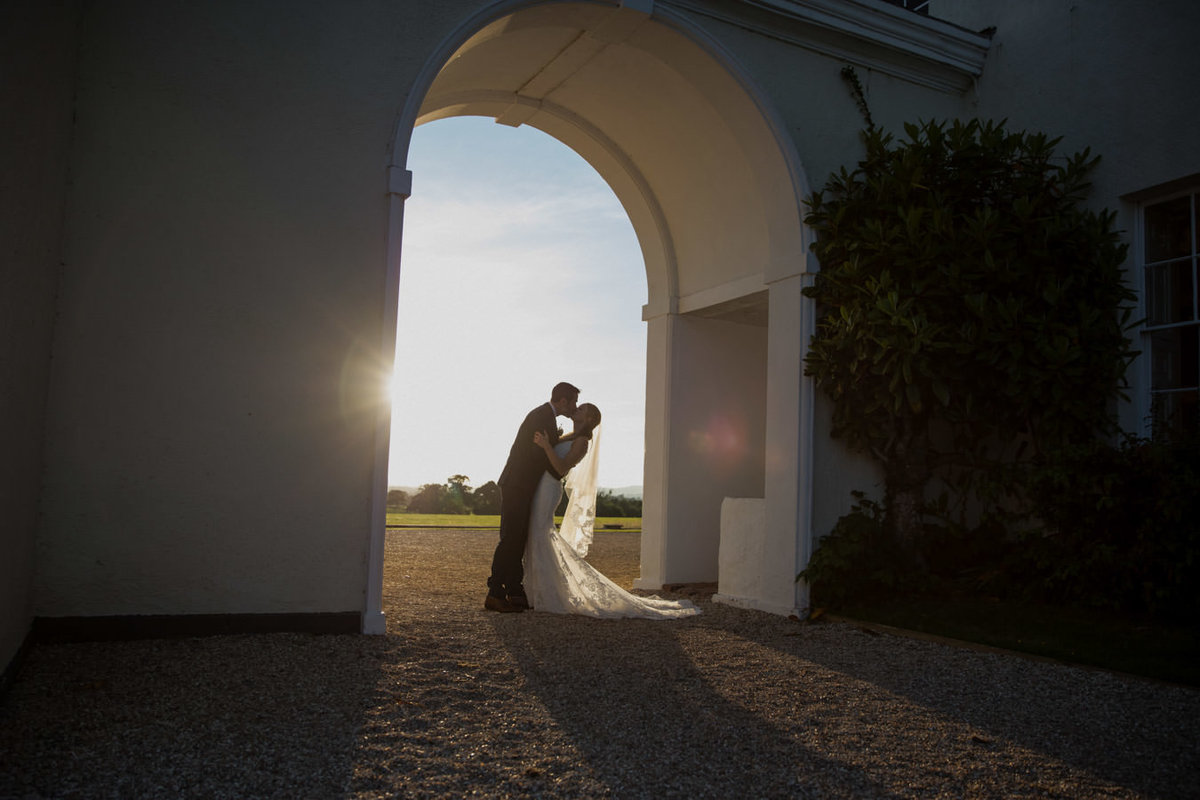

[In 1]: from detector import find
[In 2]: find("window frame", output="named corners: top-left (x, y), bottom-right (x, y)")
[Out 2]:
top-left (1137, 185), bottom-right (1200, 440)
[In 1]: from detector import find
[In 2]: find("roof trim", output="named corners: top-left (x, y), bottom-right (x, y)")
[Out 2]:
top-left (659, 0), bottom-right (991, 92)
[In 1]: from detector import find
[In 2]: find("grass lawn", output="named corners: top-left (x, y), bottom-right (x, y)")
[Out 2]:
top-left (386, 512), bottom-right (641, 531)
top-left (837, 595), bottom-right (1200, 686)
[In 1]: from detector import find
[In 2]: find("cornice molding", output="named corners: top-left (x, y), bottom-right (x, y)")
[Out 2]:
top-left (657, 0), bottom-right (991, 92)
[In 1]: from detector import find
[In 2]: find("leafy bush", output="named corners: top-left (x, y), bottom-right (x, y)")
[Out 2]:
top-left (802, 118), bottom-right (1136, 559)
top-left (805, 438), bottom-right (1200, 621)
top-left (386, 489), bottom-right (409, 511)
top-left (799, 492), bottom-right (929, 608)
top-left (1020, 436), bottom-right (1200, 618)
top-left (407, 483), bottom-right (465, 514)
top-left (597, 490), bottom-right (642, 517)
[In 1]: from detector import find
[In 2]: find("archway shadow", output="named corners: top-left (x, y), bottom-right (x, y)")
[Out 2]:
top-left (0, 633), bottom-right (387, 798)
top-left (491, 611), bottom-right (902, 798)
top-left (688, 599), bottom-right (1200, 800)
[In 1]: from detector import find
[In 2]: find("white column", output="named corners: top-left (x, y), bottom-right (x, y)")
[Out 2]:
top-left (364, 166), bottom-right (413, 635)
top-left (635, 310), bottom-right (673, 589)
top-left (761, 272), bottom-right (814, 616)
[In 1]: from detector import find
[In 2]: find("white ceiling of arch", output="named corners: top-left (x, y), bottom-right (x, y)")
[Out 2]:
top-left (416, 1), bottom-right (803, 324)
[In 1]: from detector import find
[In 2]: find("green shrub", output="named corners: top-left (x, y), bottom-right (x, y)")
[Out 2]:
top-left (805, 438), bottom-right (1200, 621)
top-left (1020, 436), bottom-right (1200, 619)
top-left (799, 493), bottom-right (930, 608)
top-left (803, 118), bottom-right (1136, 561)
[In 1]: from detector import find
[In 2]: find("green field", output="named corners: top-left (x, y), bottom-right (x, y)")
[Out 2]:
top-left (386, 512), bottom-right (641, 531)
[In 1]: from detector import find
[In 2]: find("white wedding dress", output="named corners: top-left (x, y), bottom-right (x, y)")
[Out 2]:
top-left (522, 432), bottom-right (699, 619)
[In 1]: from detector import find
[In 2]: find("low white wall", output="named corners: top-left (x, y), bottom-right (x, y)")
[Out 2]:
top-left (714, 497), bottom-right (767, 609)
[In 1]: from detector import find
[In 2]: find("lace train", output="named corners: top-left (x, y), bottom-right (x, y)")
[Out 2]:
top-left (523, 468), bottom-right (699, 619)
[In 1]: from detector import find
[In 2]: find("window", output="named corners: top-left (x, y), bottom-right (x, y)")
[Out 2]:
top-left (1143, 190), bottom-right (1199, 439)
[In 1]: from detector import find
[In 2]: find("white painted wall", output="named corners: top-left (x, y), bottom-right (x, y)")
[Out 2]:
top-left (31, 1), bottom-right (472, 618)
top-left (640, 314), bottom-right (768, 584)
top-left (16, 0), bottom-right (1184, 652)
top-left (932, 0), bottom-right (1196, 204)
top-left (18, 0), bottom-right (981, 630)
top-left (931, 0), bottom-right (1200, 434)
top-left (0, 1), bottom-right (80, 669)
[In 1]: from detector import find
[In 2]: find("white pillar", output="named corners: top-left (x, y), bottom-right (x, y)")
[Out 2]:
top-left (761, 272), bottom-right (813, 616)
top-left (636, 310), bottom-right (673, 588)
top-left (364, 166), bottom-right (413, 635)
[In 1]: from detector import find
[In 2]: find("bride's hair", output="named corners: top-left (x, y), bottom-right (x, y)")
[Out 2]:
top-left (575, 403), bottom-right (602, 439)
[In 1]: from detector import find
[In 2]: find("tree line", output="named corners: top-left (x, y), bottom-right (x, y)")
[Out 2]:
top-left (388, 475), bottom-right (642, 517)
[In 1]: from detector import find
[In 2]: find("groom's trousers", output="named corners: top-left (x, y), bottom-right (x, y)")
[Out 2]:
top-left (488, 483), bottom-right (535, 598)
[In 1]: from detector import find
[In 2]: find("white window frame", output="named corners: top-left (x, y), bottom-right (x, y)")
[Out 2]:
top-left (1136, 183), bottom-right (1200, 440)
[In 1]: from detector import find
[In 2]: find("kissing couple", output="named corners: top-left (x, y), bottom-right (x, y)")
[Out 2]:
top-left (484, 382), bottom-right (699, 619)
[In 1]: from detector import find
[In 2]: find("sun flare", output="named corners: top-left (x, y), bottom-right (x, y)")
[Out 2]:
top-left (385, 370), bottom-right (402, 406)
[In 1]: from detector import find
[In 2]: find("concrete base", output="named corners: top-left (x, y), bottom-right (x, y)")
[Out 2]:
top-left (362, 610), bottom-right (387, 635)
top-left (712, 592), bottom-right (805, 619)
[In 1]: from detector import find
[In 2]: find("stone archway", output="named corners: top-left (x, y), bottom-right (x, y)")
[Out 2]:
top-left (366, 0), bottom-right (814, 631)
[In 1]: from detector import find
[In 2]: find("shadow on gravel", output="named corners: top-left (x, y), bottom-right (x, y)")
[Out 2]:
top-left (693, 604), bottom-right (1200, 800)
top-left (492, 611), bottom-right (902, 799)
top-left (0, 634), bottom-right (385, 799)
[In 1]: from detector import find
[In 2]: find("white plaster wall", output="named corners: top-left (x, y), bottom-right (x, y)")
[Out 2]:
top-left (683, 13), bottom-right (969, 195)
top-left (933, 0), bottom-right (1197, 204)
top-left (17, 0), bottom-right (1002, 629)
top-left (651, 315), bottom-right (767, 584)
top-left (811, 392), bottom-right (886, 537)
top-left (33, 0), bottom-right (472, 618)
top-left (572, 28), bottom-right (775, 300)
top-left (931, 0), bottom-right (1200, 434)
top-left (1, 0), bottom-right (80, 667)
top-left (418, 4), bottom-right (810, 317)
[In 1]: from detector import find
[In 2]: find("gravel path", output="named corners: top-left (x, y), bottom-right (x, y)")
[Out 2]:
top-left (2, 529), bottom-right (1198, 799)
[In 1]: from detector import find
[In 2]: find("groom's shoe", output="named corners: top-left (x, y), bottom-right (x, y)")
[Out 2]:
top-left (484, 594), bottom-right (523, 613)
top-left (507, 594), bottom-right (531, 611)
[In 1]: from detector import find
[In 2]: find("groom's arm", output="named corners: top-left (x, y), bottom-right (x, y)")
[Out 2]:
top-left (544, 406), bottom-right (561, 445)
top-left (535, 406), bottom-right (565, 478)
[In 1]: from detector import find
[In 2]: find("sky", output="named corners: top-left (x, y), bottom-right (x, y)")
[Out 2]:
top-left (387, 116), bottom-right (648, 491)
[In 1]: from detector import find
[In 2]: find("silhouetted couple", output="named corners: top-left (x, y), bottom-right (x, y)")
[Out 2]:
top-left (484, 382), bottom-right (698, 619)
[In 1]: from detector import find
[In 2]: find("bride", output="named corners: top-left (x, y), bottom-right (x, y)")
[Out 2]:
top-left (522, 402), bottom-right (699, 619)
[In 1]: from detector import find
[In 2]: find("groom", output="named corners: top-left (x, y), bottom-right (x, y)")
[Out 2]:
top-left (485, 381), bottom-right (580, 613)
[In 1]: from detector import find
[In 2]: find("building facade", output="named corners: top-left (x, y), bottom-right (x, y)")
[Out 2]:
top-left (3, 0), bottom-right (1194, 677)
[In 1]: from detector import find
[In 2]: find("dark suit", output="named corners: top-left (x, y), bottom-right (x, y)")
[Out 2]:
top-left (487, 403), bottom-right (561, 599)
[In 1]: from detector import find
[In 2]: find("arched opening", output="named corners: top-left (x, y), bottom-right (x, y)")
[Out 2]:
top-left (388, 114), bottom-right (647, 515)
top-left (385, 117), bottom-right (648, 499)
top-left (367, 0), bottom-right (813, 631)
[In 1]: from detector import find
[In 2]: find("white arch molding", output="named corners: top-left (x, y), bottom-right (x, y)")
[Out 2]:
top-left (365, 0), bottom-right (816, 631)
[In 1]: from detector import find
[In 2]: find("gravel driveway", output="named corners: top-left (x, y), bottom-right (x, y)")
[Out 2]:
top-left (2, 529), bottom-right (1198, 799)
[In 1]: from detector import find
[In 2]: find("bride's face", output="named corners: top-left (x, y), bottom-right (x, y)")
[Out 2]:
top-left (573, 405), bottom-right (598, 429)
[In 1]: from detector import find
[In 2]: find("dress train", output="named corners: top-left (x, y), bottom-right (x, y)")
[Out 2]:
top-left (522, 443), bottom-right (699, 619)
